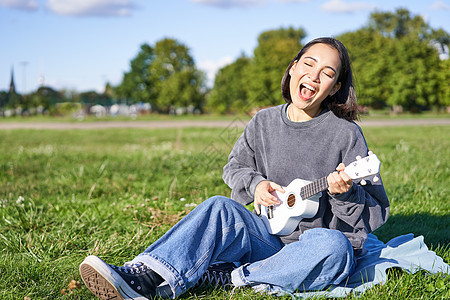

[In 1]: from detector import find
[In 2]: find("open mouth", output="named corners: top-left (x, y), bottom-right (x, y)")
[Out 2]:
top-left (299, 83), bottom-right (317, 100)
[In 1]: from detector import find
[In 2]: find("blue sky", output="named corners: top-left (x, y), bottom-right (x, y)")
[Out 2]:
top-left (1, 0), bottom-right (449, 94)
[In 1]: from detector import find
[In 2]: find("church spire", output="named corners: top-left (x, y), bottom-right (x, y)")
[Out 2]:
top-left (9, 66), bottom-right (16, 94)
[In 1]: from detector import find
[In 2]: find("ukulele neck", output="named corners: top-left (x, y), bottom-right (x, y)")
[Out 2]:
top-left (300, 177), bottom-right (328, 199)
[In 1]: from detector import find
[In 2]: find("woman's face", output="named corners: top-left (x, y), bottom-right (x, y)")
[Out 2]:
top-left (289, 43), bottom-right (342, 118)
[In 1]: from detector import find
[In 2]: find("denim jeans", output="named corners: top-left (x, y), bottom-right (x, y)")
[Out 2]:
top-left (130, 196), bottom-right (355, 298)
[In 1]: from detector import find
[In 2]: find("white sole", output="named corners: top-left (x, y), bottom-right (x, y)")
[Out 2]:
top-left (79, 255), bottom-right (149, 300)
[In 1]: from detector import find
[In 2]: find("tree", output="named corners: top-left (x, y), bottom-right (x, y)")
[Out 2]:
top-left (104, 82), bottom-right (116, 100)
top-left (388, 38), bottom-right (441, 111)
top-left (79, 90), bottom-right (113, 106)
top-left (206, 54), bottom-right (251, 114)
top-left (339, 9), bottom-right (449, 112)
top-left (153, 38), bottom-right (205, 112)
top-left (248, 27), bottom-right (306, 107)
top-left (116, 38), bottom-right (206, 112)
top-left (6, 90), bottom-right (21, 110)
top-left (157, 69), bottom-right (205, 111)
top-left (29, 86), bottom-right (64, 111)
top-left (116, 43), bottom-right (156, 105)
top-left (338, 29), bottom-right (394, 108)
top-left (369, 8), bottom-right (429, 39)
top-left (437, 58), bottom-right (450, 108)
top-left (0, 91), bottom-right (7, 115)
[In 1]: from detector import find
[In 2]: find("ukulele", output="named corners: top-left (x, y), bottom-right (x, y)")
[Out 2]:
top-left (260, 151), bottom-right (381, 236)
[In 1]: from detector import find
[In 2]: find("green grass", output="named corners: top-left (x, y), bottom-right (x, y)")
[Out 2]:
top-left (0, 123), bottom-right (448, 299)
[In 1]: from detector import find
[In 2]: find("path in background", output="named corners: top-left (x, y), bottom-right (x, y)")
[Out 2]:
top-left (0, 118), bottom-right (449, 130)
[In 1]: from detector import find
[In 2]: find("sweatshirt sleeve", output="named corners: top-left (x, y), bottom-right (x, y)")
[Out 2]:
top-left (327, 126), bottom-right (390, 250)
top-left (328, 180), bottom-right (390, 249)
top-left (222, 118), bottom-right (266, 205)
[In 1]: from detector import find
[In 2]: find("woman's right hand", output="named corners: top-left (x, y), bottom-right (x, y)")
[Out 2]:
top-left (254, 180), bottom-right (284, 215)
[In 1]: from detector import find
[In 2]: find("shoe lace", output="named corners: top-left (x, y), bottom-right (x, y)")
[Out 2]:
top-left (114, 262), bottom-right (149, 275)
top-left (198, 267), bottom-right (232, 287)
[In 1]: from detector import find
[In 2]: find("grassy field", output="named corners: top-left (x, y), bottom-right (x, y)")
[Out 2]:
top-left (0, 122), bottom-right (448, 299)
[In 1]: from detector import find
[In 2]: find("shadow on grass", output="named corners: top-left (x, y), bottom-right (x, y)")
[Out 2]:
top-left (374, 213), bottom-right (450, 247)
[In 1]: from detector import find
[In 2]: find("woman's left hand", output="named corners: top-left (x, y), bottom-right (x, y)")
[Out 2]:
top-left (327, 163), bottom-right (353, 195)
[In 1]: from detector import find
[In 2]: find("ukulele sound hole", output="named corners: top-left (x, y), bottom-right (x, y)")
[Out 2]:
top-left (287, 193), bottom-right (296, 208)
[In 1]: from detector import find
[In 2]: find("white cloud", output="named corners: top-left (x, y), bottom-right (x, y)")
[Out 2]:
top-left (45, 0), bottom-right (137, 17)
top-left (197, 56), bottom-right (234, 87)
top-left (431, 0), bottom-right (450, 10)
top-left (190, 0), bottom-right (262, 8)
top-left (275, 0), bottom-right (310, 2)
top-left (321, 0), bottom-right (376, 13)
top-left (0, 0), bottom-right (38, 11)
top-left (190, 0), bottom-right (311, 8)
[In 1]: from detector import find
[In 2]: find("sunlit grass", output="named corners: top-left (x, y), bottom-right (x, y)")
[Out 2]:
top-left (0, 124), bottom-right (448, 299)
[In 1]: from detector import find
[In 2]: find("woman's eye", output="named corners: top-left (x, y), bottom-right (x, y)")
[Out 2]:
top-left (304, 62), bottom-right (312, 67)
top-left (323, 72), bottom-right (333, 78)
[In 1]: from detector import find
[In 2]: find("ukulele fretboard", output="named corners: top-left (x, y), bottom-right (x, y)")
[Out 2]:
top-left (300, 177), bottom-right (328, 199)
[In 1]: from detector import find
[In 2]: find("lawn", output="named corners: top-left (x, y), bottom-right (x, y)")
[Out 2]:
top-left (0, 122), bottom-right (448, 299)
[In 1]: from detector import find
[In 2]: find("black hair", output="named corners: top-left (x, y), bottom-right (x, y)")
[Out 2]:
top-left (281, 37), bottom-right (358, 121)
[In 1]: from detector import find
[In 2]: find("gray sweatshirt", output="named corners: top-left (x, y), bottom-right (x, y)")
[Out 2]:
top-left (223, 104), bottom-right (390, 250)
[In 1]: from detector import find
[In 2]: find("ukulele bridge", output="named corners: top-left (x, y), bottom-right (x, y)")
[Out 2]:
top-left (267, 206), bottom-right (274, 219)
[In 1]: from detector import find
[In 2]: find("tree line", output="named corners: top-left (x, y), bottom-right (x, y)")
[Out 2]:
top-left (207, 8), bottom-right (450, 114)
top-left (1, 8), bottom-right (449, 116)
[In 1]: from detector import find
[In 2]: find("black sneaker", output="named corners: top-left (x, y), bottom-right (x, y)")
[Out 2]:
top-left (195, 263), bottom-right (235, 288)
top-left (79, 255), bottom-right (164, 300)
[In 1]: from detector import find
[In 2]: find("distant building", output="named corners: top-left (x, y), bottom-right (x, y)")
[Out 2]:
top-left (9, 67), bottom-right (16, 94)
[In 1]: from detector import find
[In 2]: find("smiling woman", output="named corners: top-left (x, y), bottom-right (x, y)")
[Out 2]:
top-left (281, 37), bottom-right (358, 122)
top-left (287, 43), bottom-right (342, 121)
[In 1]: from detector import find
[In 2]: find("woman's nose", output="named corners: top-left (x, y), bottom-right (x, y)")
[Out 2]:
top-left (309, 68), bottom-right (320, 82)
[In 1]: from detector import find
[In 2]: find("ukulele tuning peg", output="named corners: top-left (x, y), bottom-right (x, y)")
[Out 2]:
top-left (373, 176), bottom-right (379, 182)
top-left (368, 151), bottom-right (374, 156)
top-left (360, 179), bottom-right (367, 186)
top-left (356, 155), bottom-right (362, 160)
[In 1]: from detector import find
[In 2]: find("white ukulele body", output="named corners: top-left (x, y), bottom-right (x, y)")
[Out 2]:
top-left (260, 178), bottom-right (322, 236)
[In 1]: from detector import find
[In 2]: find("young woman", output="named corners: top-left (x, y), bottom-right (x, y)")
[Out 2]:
top-left (80, 37), bottom-right (389, 299)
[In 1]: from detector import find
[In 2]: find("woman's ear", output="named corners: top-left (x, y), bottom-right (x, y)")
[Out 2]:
top-left (329, 82), bottom-right (341, 96)
top-left (289, 61), bottom-right (298, 76)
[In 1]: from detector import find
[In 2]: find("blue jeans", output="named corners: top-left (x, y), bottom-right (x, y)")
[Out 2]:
top-left (130, 196), bottom-right (355, 298)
